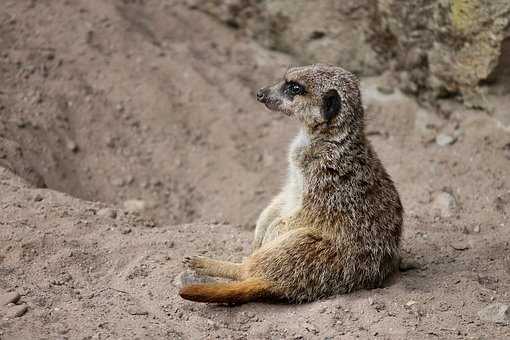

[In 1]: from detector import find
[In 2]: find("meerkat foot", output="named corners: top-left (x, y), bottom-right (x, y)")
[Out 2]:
top-left (182, 256), bottom-right (244, 280)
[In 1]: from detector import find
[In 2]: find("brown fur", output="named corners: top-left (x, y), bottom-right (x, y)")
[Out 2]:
top-left (179, 64), bottom-right (403, 304)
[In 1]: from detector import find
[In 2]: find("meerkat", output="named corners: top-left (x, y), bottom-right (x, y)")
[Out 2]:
top-left (180, 64), bottom-right (403, 303)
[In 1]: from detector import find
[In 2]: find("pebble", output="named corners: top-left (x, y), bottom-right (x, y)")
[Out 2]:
top-left (127, 306), bottom-right (148, 316)
top-left (431, 191), bottom-right (457, 217)
top-left (120, 227), bottom-right (132, 234)
top-left (0, 292), bottom-right (20, 306)
top-left (449, 241), bottom-right (470, 251)
top-left (5, 305), bottom-right (28, 318)
top-left (502, 143), bottom-right (510, 160)
top-left (435, 133), bottom-right (456, 146)
top-left (473, 225), bottom-right (481, 233)
top-left (494, 193), bottom-right (510, 214)
top-left (123, 199), bottom-right (147, 213)
top-left (478, 303), bottom-right (510, 324)
top-left (97, 208), bottom-right (117, 219)
top-left (112, 178), bottom-right (125, 187)
top-left (399, 258), bottom-right (420, 271)
top-left (66, 140), bottom-right (79, 153)
top-left (376, 85), bottom-right (395, 95)
top-left (33, 193), bottom-right (44, 202)
top-left (405, 300), bottom-right (417, 307)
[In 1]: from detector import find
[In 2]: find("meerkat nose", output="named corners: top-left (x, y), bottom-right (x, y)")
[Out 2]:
top-left (256, 88), bottom-right (268, 102)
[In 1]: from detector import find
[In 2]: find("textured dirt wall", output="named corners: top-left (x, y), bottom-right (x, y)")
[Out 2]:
top-left (190, 0), bottom-right (510, 106)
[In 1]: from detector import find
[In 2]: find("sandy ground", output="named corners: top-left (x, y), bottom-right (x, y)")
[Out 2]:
top-left (1, 1), bottom-right (510, 339)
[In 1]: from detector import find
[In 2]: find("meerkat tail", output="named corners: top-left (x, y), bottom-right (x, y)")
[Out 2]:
top-left (179, 278), bottom-right (273, 304)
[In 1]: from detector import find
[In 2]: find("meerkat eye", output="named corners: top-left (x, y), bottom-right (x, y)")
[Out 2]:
top-left (285, 81), bottom-right (306, 96)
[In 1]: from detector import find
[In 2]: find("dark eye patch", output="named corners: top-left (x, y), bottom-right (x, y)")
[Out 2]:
top-left (283, 81), bottom-right (306, 97)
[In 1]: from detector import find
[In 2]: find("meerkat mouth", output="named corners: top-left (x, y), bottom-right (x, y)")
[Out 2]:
top-left (263, 100), bottom-right (288, 115)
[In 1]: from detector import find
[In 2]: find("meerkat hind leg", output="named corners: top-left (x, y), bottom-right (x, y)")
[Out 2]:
top-left (183, 256), bottom-right (244, 280)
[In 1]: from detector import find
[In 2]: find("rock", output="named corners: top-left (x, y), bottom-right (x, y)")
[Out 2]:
top-left (431, 191), bottom-right (457, 217)
top-left (0, 292), bottom-right (20, 306)
top-left (97, 208), bottom-right (117, 219)
top-left (449, 241), bottom-right (470, 251)
top-left (399, 258), bottom-right (420, 272)
top-left (123, 199), bottom-right (147, 213)
top-left (191, 0), bottom-right (383, 75)
top-left (66, 140), bottom-right (79, 153)
top-left (473, 225), bottom-right (481, 233)
top-left (379, 0), bottom-right (510, 105)
top-left (502, 143), bottom-right (510, 160)
top-left (5, 304), bottom-right (28, 318)
top-left (120, 227), bottom-right (131, 234)
top-left (127, 306), bottom-right (148, 316)
top-left (111, 178), bottom-right (125, 187)
top-left (494, 193), bottom-right (510, 214)
top-left (33, 193), bottom-right (44, 202)
top-left (376, 85), bottom-right (395, 95)
top-left (405, 300), bottom-right (418, 308)
top-left (478, 303), bottom-right (510, 324)
top-left (435, 133), bottom-right (456, 146)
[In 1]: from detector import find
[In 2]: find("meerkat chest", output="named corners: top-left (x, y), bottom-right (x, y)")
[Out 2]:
top-left (281, 130), bottom-right (309, 217)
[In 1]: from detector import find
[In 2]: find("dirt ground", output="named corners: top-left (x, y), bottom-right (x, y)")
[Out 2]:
top-left (1, 1), bottom-right (509, 339)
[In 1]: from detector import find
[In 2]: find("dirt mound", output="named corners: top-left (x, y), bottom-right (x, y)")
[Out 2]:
top-left (1, 0), bottom-right (510, 339)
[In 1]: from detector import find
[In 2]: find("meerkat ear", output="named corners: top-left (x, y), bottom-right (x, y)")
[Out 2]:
top-left (321, 89), bottom-right (342, 122)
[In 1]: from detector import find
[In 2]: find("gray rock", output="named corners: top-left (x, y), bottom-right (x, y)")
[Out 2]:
top-left (478, 303), bottom-right (510, 324)
top-left (0, 292), bottom-right (20, 306)
top-left (5, 305), bottom-right (28, 318)
top-left (431, 191), bottom-right (457, 217)
top-left (127, 306), bottom-right (148, 316)
top-left (435, 133), bottom-right (456, 146)
top-left (97, 208), bottom-right (117, 219)
top-left (66, 140), bottom-right (79, 153)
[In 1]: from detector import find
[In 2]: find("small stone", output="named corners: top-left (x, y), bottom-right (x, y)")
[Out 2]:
top-left (6, 305), bottom-right (28, 318)
top-left (120, 227), bottom-right (131, 234)
top-left (502, 143), bottom-right (510, 160)
top-left (127, 306), bottom-right (148, 316)
top-left (478, 303), bottom-right (510, 324)
top-left (494, 193), bottom-right (510, 214)
top-left (0, 292), bottom-right (20, 306)
top-left (450, 241), bottom-right (470, 251)
top-left (66, 140), bottom-right (79, 152)
top-left (97, 208), bottom-right (117, 219)
top-left (111, 178), bottom-right (125, 187)
top-left (405, 300), bottom-right (418, 307)
top-left (431, 191), bottom-right (457, 217)
top-left (473, 225), bottom-right (481, 233)
top-left (123, 199), bottom-right (146, 213)
top-left (399, 258), bottom-right (420, 271)
top-left (376, 85), bottom-right (395, 95)
top-left (435, 133), bottom-right (456, 146)
top-left (33, 193), bottom-right (44, 202)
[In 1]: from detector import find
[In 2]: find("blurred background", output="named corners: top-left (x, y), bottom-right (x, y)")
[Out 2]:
top-left (1, 1), bottom-right (509, 339)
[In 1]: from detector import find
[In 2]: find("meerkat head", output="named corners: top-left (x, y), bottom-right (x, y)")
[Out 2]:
top-left (256, 64), bottom-right (363, 135)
